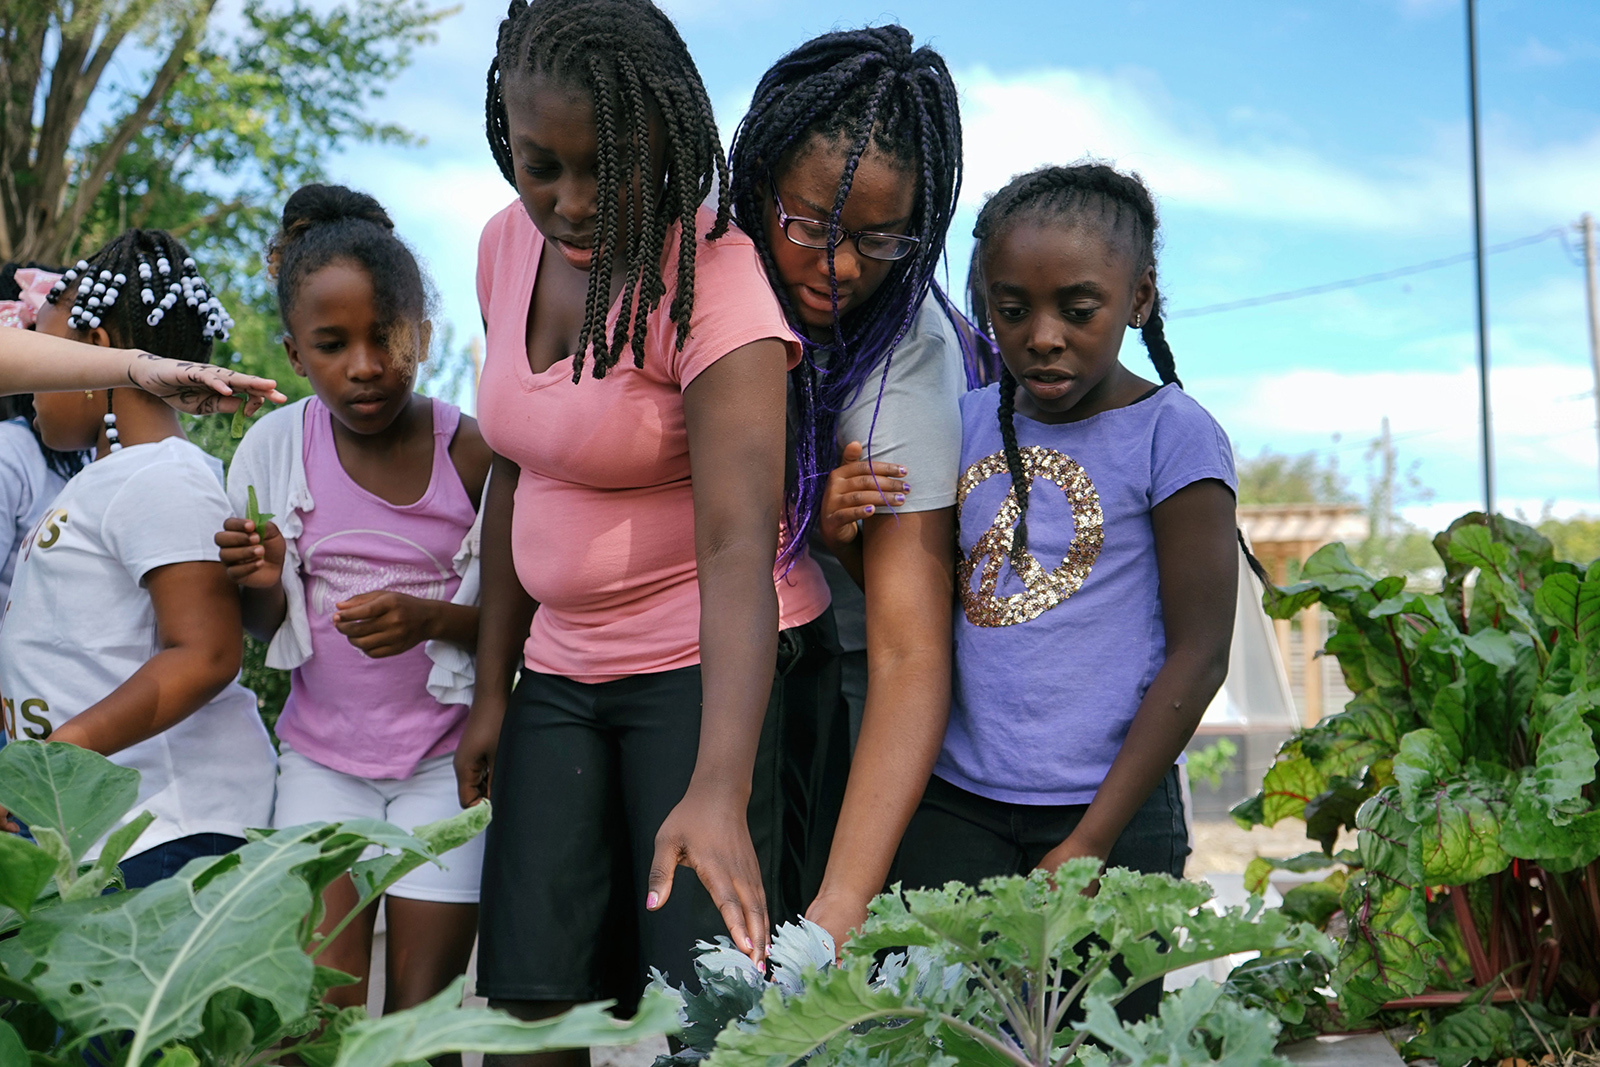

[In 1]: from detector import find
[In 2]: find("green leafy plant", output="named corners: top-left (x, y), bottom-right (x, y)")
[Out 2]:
top-left (246, 484), bottom-right (275, 528)
top-left (1187, 738), bottom-right (1239, 792)
top-left (1233, 512), bottom-right (1600, 1059)
top-left (0, 740), bottom-right (676, 1066)
top-left (654, 862), bottom-right (1333, 1067)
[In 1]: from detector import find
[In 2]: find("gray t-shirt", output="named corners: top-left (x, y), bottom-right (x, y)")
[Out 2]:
top-left (812, 296), bottom-right (966, 651)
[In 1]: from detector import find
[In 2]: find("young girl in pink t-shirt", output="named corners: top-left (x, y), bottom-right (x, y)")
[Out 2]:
top-left (457, 0), bottom-right (839, 1032)
top-left (215, 184), bottom-right (493, 1029)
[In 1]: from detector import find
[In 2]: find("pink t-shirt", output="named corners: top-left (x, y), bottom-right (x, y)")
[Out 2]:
top-left (476, 200), bottom-right (830, 682)
top-left (276, 397), bottom-right (477, 778)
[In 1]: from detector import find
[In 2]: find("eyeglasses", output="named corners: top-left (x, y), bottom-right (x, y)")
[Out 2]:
top-left (773, 190), bottom-right (920, 263)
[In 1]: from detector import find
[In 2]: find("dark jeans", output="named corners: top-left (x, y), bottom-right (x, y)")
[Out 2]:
top-left (893, 768), bottom-right (1190, 1022)
top-left (117, 833), bottom-right (247, 889)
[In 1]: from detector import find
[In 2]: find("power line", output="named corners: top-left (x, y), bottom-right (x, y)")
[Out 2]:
top-left (1167, 226), bottom-right (1565, 320)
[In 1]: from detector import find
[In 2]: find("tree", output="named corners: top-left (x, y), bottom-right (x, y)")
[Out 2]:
top-left (1236, 447), bottom-right (1355, 506)
top-left (2, 0), bottom-right (449, 268)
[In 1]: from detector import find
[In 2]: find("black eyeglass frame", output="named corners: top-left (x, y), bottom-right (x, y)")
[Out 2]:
top-left (772, 189), bottom-right (921, 263)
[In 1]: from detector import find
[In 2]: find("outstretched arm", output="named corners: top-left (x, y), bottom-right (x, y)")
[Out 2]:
top-left (807, 504), bottom-right (955, 948)
top-left (0, 328), bottom-right (284, 413)
top-left (1036, 479), bottom-right (1237, 872)
top-left (646, 338), bottom-right (789, 965)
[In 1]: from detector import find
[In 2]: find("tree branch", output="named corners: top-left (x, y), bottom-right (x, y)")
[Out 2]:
top-left (52, 0), bottom-right (216, 253)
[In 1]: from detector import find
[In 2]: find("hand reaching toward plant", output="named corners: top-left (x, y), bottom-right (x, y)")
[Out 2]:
top-left (803, 890), bottom-right (868, 958)
top-left (647, 782), bottom-right (770, 966)
top-left (126, 352), bottom-right (286, 415)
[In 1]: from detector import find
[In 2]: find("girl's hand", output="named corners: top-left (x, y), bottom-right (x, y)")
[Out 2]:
top-left (215, 518), bottom-right (286, 589)
top-left (647, 781), bottom-right (769, 966)
top-left (1035, 834), bottom-right (1107, 895)
top-left (126, 352), bottom-right (287, 416)
top-left (804, 890), bottom-right (866, 959)
top-left (332, 591), bottom-right (436, 658)
top-left (454, 698), bottom-right (503, 808)
top-left (820, 441), bottom-right (907, 554)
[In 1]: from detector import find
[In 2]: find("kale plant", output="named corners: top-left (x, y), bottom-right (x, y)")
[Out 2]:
top-left (0, 740), bottom-right (676, 1066)
top-left (653, 862), bottom-right (1332, 1067)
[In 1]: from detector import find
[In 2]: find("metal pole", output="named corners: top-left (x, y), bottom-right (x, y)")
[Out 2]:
top-left (1582, 213), bottom-right (1600, 502)
top-left (1465, 0), bottom-right (1495, 520)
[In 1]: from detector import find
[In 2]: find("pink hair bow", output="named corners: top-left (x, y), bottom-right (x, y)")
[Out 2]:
top-left (0, 268), bottom-right (64, 330)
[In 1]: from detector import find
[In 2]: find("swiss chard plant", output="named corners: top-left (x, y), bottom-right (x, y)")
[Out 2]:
top-left (0, 740), bottom-right (677, 1067)
top-left (652, 861), bottom-right (1333, 1067)
top-left (1233, 512), bottom-right (1600, 1064)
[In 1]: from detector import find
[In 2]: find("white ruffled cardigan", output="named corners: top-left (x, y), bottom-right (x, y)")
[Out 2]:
top-left (224, 397), bottom-right (482, 705)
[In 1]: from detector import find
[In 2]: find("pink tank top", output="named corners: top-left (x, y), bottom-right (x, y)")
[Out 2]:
top-left (276, 396), bottom-right (477, 779)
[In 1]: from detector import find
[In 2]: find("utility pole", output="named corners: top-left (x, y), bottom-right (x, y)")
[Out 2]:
top-left (1465, 0), bottom-right (1495, 521)
top-left (1582, 213), bottom-right (1600, 501)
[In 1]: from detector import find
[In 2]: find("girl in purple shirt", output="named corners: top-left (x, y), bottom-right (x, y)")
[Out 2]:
top-left (823, 163), bottom-right (1238, 1020)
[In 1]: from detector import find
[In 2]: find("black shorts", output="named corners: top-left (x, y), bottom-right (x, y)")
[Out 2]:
top-left (892, 768), bottom-right (1189, 1021)
top-left (476, 615), bottom-right (844, 1010)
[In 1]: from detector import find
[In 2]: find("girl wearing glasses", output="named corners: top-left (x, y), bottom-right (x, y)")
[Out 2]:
top-left (728, 25), bottom-right (979, 951)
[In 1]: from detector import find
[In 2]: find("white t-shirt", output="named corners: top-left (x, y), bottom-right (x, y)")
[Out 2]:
top-left (0, 437), bottom-right (276, 858)
top-left (0, 418), bottom-right (67, 610)
top-left (812, 295), bottom-right (967, 651)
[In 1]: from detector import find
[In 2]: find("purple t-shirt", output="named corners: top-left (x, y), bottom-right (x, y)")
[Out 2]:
top-left (935, 383), bottom-right (1237, 805)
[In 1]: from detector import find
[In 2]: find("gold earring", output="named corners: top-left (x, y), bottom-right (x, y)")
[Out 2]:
top-left (84, 390), bottom-right (93, 399)
top-left (1132, 313), bottom-right (1143, 328)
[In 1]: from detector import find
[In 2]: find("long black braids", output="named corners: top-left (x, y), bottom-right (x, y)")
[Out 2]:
top-left (486, 0), bottom-right (731, 382)
top-left (727, 24), bottom-right (971, 553)
top-left (969, 163), bottom-right (1177, 564)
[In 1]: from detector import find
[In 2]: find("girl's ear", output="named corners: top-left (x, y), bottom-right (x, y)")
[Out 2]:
top-left (1131, 266), bottom-right (1156, 328)
top-left (282, 334), bottom-right (309, 378)
top-left (84, 325), bottom-right (113, 348)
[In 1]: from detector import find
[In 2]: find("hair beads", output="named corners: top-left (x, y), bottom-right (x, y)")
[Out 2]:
top-left (43, 229), bottom-right (227, 367)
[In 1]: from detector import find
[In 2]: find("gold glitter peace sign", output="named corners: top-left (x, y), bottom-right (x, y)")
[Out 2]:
top-left (956, 446), bottom-right (1105, 627)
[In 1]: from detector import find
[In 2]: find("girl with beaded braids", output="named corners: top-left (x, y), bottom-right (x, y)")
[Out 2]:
top-left (826, 162), bottom-right (1239, 1021)
top-left (0, 229), bottom-right (277, 884)
top-left (727, 25), bottom-right (977, 952)
top-left (458, 0), bottom-right (834, 1035)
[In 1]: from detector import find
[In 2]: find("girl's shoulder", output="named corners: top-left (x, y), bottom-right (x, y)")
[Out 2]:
top-left (958, 381), bottom-right (1001, 420)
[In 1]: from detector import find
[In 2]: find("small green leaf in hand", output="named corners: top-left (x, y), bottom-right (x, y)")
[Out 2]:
top-left (247, 485), bottom-right (274, 528)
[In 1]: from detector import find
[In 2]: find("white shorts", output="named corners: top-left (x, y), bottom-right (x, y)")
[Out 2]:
top-left (273, 744), bottom-right (483, 904)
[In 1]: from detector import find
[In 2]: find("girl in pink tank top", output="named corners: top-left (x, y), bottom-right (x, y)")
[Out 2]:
top-left (216, 185), bottom-right (493, 1031)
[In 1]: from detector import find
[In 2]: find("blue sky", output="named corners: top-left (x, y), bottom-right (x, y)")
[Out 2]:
top-left (325, 0), bottom-right (1600, 528)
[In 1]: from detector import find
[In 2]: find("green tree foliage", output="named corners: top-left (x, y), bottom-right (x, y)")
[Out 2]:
top-left (0, 740), bottom-right (675, 1066)
top-left (1232, 513), bottom-right (1600, 1060)
top-left (1235, 449), bottom-right (1355, 507)
top-left (1538, 512), bottom-right (1600, 567)
top-left (653, 865), bottom-right (1332, 1067)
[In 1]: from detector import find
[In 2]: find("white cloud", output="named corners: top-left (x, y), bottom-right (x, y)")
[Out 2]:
top-left (953, 65), bottom-right (1600, 233)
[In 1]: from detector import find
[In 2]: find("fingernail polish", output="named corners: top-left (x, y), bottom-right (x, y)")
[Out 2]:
top-left (864, 505), bottom-right (874, 514)
top-left (898, 466), bottom-right (907, 476)
top-left (894, 494), bottom-right (905, 504)
top-left (646, 892), bottom-right (660, 910)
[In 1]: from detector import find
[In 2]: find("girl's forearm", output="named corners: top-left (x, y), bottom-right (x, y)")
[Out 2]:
top-left (239, 584), bottom-right (289, 644)
top-left (467, 455), bottom-right (535, 713)
top-left (1066, 646), bottom-right (1227, 857)
top-left (816, 508), bottom-right (954, 908)
top-left (427, 602), bottom-right (480, 649)
top-left (0, 331), bottom-right (145, 394)
top-left (691, 540), bottom-right (779, 797)
top-left (50, 646), bottom-right (238, 756)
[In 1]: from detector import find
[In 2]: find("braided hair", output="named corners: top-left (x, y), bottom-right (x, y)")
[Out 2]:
top-left (970, 162), bottom-right (1178, 562)
top-left (43, 230), bottom-right (230, 366)
top-left (0, 262), bottom-right (85, 480)
top-left (267, 183), bottom-right (432, 367)
top-left (728, 24), bottom-right (972, 552)
top-left (486, 0), bottom-right (730, 382)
